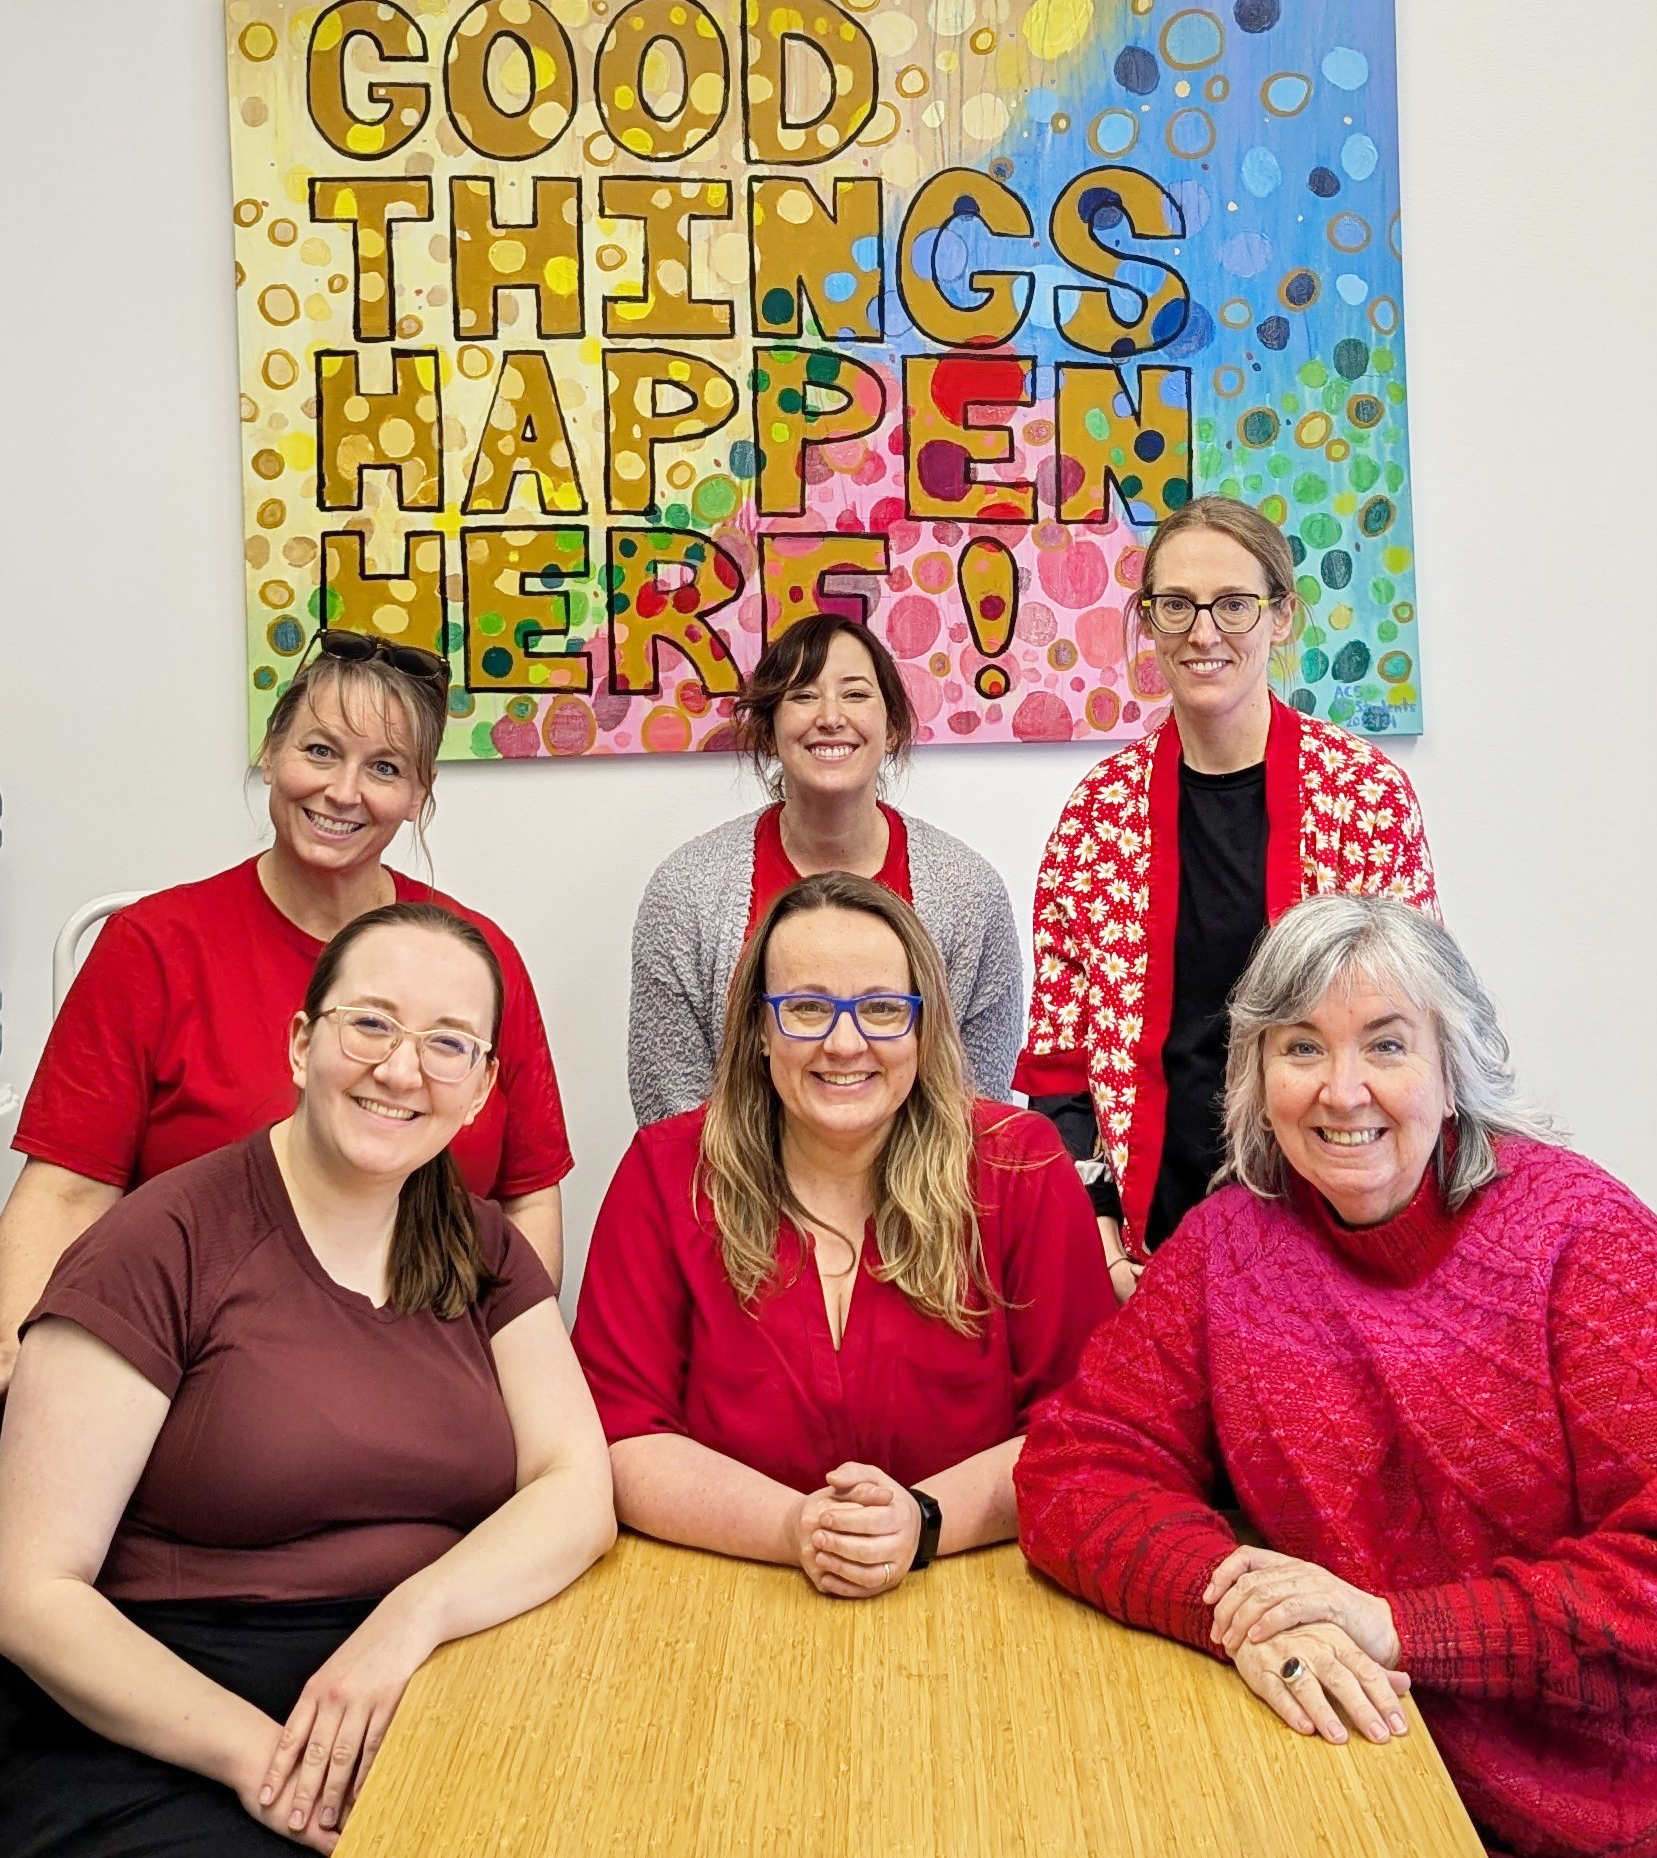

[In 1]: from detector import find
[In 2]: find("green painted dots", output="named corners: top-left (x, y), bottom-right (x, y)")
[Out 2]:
top-left (692, 474), bottom-right (740, 523)
top-left (1239, 407), bottom-right (1280, 447)
top-left (1291, 471), bottom-right (1328, 504)
top-left (1333, 338), bottom-right (1370, 380)
top-left (1331, 640), bottom-right (1371, 682)
top-left (1301, 512), bottom-right (1341, 548)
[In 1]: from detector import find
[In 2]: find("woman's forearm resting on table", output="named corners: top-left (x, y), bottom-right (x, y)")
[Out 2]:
top-left (610, 1433), bottom-right (809, 1564)
top-left (612, 1431), bottom-right (1032, 1570)
top-left (916, 1437), bottom-right (1025, 1556)
top-left (0, 1161), bottom-right (123, 1384)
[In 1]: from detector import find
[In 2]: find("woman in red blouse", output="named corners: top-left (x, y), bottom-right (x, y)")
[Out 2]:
top-left (0, 903), bottom-right (613, 1856)
top-left (578, 871), bottom-right (1111, 1596)
top-left (0, 633), bottom-right (573, 1390)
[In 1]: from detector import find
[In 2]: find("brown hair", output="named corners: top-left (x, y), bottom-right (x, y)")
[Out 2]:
top-left (1140, 493), bottom-right (1298, 603)
top-left (257, 650), bottom-right (448, 863)
top-left (733, 615), bottom-right (915, 799)
top-left (302, 902), bottom-right (503, 1321)
top-left (697, 871), bottom-right (991, 1333)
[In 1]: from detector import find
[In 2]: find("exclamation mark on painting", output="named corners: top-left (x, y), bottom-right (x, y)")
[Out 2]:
top-left (959, 537), bottom-right (1018, 700)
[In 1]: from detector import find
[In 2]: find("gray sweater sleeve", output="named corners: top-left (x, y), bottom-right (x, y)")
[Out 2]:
top-left (905, 816), bottom-right (1024, 1101)
top-left (626, 815), bottom-right (757, 1125)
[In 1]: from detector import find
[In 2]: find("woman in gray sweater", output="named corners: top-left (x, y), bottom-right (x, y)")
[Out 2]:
top-left (628, 616), bottom-right (1022, 1125)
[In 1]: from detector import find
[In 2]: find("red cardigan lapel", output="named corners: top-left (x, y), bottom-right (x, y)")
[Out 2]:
top-left (1120, 697), bottom-right (1305, 1254)
top-left (1263, 695), bottom-right (1305, 920)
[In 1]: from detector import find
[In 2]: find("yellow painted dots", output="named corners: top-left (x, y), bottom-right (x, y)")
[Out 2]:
top-left (259, 284), bottom-right (299, 326)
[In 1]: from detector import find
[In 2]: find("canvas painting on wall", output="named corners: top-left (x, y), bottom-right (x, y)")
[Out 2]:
top-left (227, 0), bottom-right (1421, 758)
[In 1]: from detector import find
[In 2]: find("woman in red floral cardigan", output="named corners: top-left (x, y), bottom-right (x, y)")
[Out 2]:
top-left (1014, 496), bottom-right (1437, 1290)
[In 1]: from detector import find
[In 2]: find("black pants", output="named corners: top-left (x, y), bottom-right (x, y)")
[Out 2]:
top-left (0, 1597), bottom-right (375, 1858)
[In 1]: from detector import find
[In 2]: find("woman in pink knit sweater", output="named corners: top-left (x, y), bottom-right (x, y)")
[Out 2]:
top-left (1016, 895), bottom-right (1657, 1858)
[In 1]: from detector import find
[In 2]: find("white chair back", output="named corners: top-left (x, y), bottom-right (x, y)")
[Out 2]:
top-left (52, 894), bottom-right (147, 1015)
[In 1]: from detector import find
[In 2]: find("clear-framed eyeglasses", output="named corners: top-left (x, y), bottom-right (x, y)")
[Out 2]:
top-left (762, 992), bottom-right (922, 1041)
top-left (1138, 593), bottom-right (1274, 635)
top-left (318, 1006), bottom-right (492, 1082)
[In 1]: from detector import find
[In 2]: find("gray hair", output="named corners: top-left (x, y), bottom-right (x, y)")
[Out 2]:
top-left (1221, 895), bottom-right (1559, 1210)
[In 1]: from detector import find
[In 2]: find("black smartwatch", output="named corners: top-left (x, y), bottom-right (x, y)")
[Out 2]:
top-left (907, 1486), bottom-right (943, 1572)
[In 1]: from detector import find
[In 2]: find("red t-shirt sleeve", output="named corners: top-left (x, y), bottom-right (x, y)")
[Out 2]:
top-left (477, 1205), bottom-right (557, 1336)
top-left (14, 910), bottom-right (169, 1188)
top-left (572, 1131), bottom-right (695, 1443)
top-left (24, 1195), bottom-right (194, 1397)
top-left (486, 930), bottom-right (574, 1198)
top-left (985, 1112), bottom-right (1116, 1427)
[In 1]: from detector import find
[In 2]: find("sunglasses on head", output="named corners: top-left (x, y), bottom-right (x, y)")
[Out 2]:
top-left (311, 627), bottom-right (451, 690)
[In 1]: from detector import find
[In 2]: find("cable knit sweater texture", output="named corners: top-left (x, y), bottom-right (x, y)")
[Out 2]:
top-left (1016, 1141), bottom-right (1657, 1858)
top-left (627, 807), bottom-right (1022, 1124)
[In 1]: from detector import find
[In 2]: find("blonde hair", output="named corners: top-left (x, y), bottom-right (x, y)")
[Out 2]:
top-left (698, 872), bottom-right (990, 1333)
top-left (256, 651), bottom-right (446, 866)
top-left (1221, 895), bottom-right (1560, 1210)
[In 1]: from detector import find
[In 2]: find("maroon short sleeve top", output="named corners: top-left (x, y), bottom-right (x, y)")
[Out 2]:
top-left (24, 1130), bottom-right (554, 1604)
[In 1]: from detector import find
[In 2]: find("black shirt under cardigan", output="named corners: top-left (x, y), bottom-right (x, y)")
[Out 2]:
top-left (1034, 759), bottom-right (1267, 1249)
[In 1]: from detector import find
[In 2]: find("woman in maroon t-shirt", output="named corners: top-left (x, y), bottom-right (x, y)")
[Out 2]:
top-left (578, 872), bottom-right (1110, 1598)
top-left (0, 633), bottom-right (574, 1391)
top-left (0, 905), bottom-right (613, 1855)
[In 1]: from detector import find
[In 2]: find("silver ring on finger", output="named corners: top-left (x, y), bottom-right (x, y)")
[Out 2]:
top-left (882, 1562), bottom-right (892, 1590)
top-left (1279, 1656), bottom-right (1306, 1682)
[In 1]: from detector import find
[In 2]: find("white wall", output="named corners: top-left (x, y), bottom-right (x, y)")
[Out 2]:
top-left (2, 0), bottom-right (1654, 1315)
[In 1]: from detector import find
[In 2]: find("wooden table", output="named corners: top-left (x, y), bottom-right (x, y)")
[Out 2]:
top-left (339, 1534), bottom-right (1485, 1858)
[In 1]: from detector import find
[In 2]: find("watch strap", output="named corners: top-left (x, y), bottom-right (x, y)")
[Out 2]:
top-left (908, 1486), bottom-right (943, 1571)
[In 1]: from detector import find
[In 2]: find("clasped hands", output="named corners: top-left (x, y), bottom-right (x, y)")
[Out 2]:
top-left (789, 1461), bottom-right (922, 1599)
top-left (234, 1598), bottom-right (433, 1850)
top-left (1204, 1545), bottom-right (1411, 1748)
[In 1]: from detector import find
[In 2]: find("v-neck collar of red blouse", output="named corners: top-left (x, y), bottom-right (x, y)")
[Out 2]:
top-left (252, 1126), bottom-right (403, 1323)
top-left (747, 804), bottom-right (912, 937)
top-left (790, 1216), bottom-right (882, 1359)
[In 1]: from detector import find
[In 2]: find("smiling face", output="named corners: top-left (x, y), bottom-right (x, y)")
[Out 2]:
top-left (761, 905), bottom-right (919, 1156)
top-left (1146, 527), bottom-right (1294, 738)
top-left (771, 630), bottom-right (894, 806)
top-left (262, 682), bottom-right (426, 876)
top-left (1263, 977), bottom-right (1452, 1226)
top-left (290, 922), bottom-right (498, 1183)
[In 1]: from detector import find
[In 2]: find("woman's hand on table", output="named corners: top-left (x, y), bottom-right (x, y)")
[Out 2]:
top-left (792, 1462), bottom-right (922, 1598)
top-left (1205, 1545), bottom-right (1401, 1667)
top-left (257, 1597), bottom-right (434, 1837)
top-left (1099, 1218), bottom-right (1142, 1305)
top-left (1232, 1622), bottom-right (1411, 1746)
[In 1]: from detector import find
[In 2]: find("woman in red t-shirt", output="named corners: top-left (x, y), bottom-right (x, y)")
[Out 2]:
top-left (0, 634), bottom-right (573, 1388)
top-left (578, 872), bottom-right (1111, 1597)
top-left (0, 903), bottom-right (613, 1855)
top-left (626, 614), bottom-right (1023, 1126)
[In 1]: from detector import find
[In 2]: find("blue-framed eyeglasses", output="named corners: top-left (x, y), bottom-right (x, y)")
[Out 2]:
top-left (762, 992), bottom-right (922, 1041)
